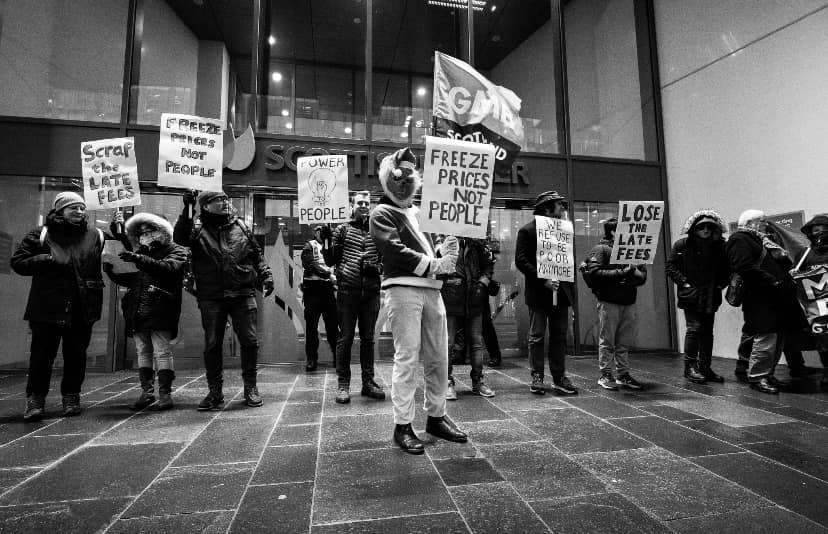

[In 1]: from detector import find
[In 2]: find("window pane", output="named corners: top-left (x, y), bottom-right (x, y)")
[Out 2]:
top-left (564, 0), bottom-right (657, 160)
top-left (0, 0), bottom-right (128, 122)
top-left (475, 0), bottom-right (563, 153)
top-left (372, 74), bottom-right (410, 143)
top-left (263, 0), bottom-right (366, 139)
top-left (130, 0), bottom-right (255, 127)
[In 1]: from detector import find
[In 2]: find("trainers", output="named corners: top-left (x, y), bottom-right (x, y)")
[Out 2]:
top-left (616, 374), bottom-right (643, 390)
top-left (530, 374), bottom-right (545, 395)
top-left (197, 390), bottom-right (225, 411)
top-left (61, 394), bottom-right (82, 417)
top-left (361, 379), bottom-right (386, 400)
top-left (446, 379), bottom-right (458, 400)
top-left (244, 386), bottom-right (263, 407)
top-left (552, 376), bottom-right (578, 395)
top-left (23, 396), bottom-right (45, 422)
top-left (335, 386), bottom-right (351, 404)
top-left (472, 381), bottom-right (495, 397)
top-left (597, 373), bottom-right (618, 390)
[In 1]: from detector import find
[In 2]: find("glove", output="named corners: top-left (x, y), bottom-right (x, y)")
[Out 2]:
top-left (430, 253), bottom-right (457, 276)
top-left (438, 235), bottom-right (459, 257)
top-left (543, 279), bottom-right (560, 291)
top-left (263, 278), bottom-right (274, 297)
top-left (119, 251), bottom-right (143, 263)
top-left (183, 190), bottom-right (198, 207)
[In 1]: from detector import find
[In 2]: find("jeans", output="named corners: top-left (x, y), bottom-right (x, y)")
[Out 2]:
top-left (597, 301), bottom-right (636, 376)
top-left (482, 299), bottom-right (501, 361)
top-left (303, 282), bottom-right (338, 363)
top-left (27, 320), bottom-right (92, 398)
top-left (335, 289), bottom-right (380, 385)
top-left (527, 305), bottom-right (569, 378)
top-left (198, 296), bottom-right (259, 387)
top-left (134, 330), bottom-right (174, 371)
top-left (447, 314), bottom-right (484, 382)
top-left (385, 286), bottom-right (448, 425)
top-left (683, 310), bottom-right (715, 367)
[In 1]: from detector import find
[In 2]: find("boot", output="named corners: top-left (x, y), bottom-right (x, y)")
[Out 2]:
top-left (426, 415), bottom-right (468, 443)
top-left (131, 367), bottom-right (156, 410)
top-left (699, 364), bottom-right (724, 383)
top-left (393, 423), bottom-right (424, 455)
top-left (684, 362), bottom-right (706, 383)
top-left (243, 384), bottom-right (263, 407)
top-left (156, 370), bottom-right (175, 410)
top-left (335, 383), bottom-right (351, 404)
top-left (197, 384), bottom-right (224, 411)
top-left (305, 359), bottom-right (318, 372)
top-left (61, 393), bottom-right (82, 417)
top-left (361, 378), bottom-right (386, 400)
top-left (23, 395), bottom-right (45, 422)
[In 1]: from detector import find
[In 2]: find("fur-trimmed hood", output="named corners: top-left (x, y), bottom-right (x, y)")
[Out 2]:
top-left (680, 209), bottom-right (727, 234)
top-left (124, 212), bottom-right (173, 247)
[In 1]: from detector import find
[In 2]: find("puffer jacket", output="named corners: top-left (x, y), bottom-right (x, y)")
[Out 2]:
top-left (585, 239), bottom-right (647, 305)
top-left (331, 217), bottom-right (382, 292)
top-left (107, 213), bottom-right (186, 337)
top-left (440, 238), bottom-right (494, 317)
top-left (174, 212), bottom-right (272, 300)
top-left (11, 211), bottom-right (105, 324)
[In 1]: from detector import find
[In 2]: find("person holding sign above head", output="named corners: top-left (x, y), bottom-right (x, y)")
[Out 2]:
top-left (793, 215), bottom-right (828, 390)
top-left (173, 190), bottom-right (274, 410)
top-left (515, 191), bottom-right (579, 396)
top-left (12, 192), bottom-right (106, 421)
top-left (583, 218), bottom-right (647, 391)
top-left (665, 210), bottom-right (730, 384)
top-left (370, 147), bottom-right (468, 455)
top-left (301, 224), bottom-right (339, 373)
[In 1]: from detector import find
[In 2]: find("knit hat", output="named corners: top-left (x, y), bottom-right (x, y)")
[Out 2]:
top-left (801, 214), bottom-right (828, 236)
top-left (534, 190), bottom-right (566, 209)
top-left (53, 191), bottom-right (86, 212)
top-left (197, 191), bottom-right (228, 206)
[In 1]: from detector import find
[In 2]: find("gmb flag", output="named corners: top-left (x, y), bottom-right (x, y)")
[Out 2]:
top-left (432, 51), bottom-right (524, 179)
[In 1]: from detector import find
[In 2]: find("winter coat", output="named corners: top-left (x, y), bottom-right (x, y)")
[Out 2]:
top-left (725, 230), bottom-right (799, 334)
top-left (515, 218), bottom-right (574, 309)
top-left (439, 238), bottom-right (494, 317)
top-left (11, 211), bottom-right (105, 325)
top-left (106, 213), bottom-right (186, 338)
top-left (174, 212), bottom-right (272, 301)
top-left (584, 239), bottom-right (647, 305)
top-left (665, 211), bottom-right (729, 313)
top-left (331, 217), bottom-right (382, 292)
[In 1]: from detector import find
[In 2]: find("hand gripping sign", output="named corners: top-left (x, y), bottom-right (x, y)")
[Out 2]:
top-left (611, 201), bottom-right (665, 265)
top-left (420, 136), bottom-right (496, 239)
top-left (158, 113), bottom-right (223, 192)
top-left (535, 215), bottom-right (574, 305)
top-left (81, 137), bottom-right (141, 210)
top-left (297, 154), bottom-right (349, 225)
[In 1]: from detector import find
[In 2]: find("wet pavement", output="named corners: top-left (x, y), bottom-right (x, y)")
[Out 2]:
top-left (0, 353), bottom-right (826, 533)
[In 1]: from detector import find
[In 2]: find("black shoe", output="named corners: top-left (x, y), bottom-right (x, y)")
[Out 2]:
top-left (789, 365), bottom-right (821, 378)
top-left (305, 360), bottom-right (318, 372)
top-left (361, 379), bottom-right (386, 400)
top-left (767, 376), bottom-right (790, 389)
top-left (335, 385), bottom-right (351, 404)
top-left (425, 416), bottom-right (467, 443)
top-left (699, 366), bottom-right (724, 383)
top-left (530, 373), bottom-right (545, 395)
top-left (597, 373), bottom-right (618, 391)
top-left (244, 386), bottom-right (263, 407)
top-left (23, 396), bottom-right (45, 422)
top-left (684, 363), bottom-right (706, 384)
top-left (734, 368), bottom-right (748, 382)
top-left (393, 423), bottom-right (425, 455)
top-left (616, 374), bottom-right (644, 390)
top-left (552, 376), bottom-right (578, 395)
top-left (197, 389), bottom-right (225, 411)
top-left (750, 377), bottom-right (779, 394)
top-left (488, 356), bottom-right (502, 368)
top-left (61, 394), bottom-right (81, 417)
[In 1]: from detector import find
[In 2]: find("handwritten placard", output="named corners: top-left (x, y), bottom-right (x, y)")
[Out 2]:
top-left (158, 113), bottom-right (223, 192)
top-left (535, 215), bottom-right (574, 281)
top-left (611, 201), bottom-right (665, 264)
top-left (420, 136), bottom-right (495, 238)
top-left (297, 154), bottom-right (349, 225)
top-left (81, 137), bottom-right (141, 210)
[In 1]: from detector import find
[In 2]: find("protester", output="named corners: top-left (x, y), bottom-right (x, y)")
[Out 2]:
top-left (330, 191), bottom-right (384, 404)
top-left (174, 190), bottom-right (274, 410)
top-left (665, 210), bottom-right (729, 384)
top-left (725, 209), bottom-right (797, 394)
top-left (584, 217), bottom-right (647, 391)
top-left (794, 214), bottom-right (828, 389)
top-left (12, 192), bottom-right (105, 421)
top-left (482, 241), bottom-right (503, 368)
top-left (301, 225), bottom-right (339, 373)
top-left (441, 237), bottom-right (495, 399)
top-left (515, 191), bottom-right (578, 396)
top-left (107, 211), bottom-right (187, 410)
top-left (370, 147), bottom-right (467, 455)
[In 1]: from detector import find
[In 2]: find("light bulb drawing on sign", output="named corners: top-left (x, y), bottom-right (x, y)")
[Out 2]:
top-left (309, 168), bottom-right (337, 206)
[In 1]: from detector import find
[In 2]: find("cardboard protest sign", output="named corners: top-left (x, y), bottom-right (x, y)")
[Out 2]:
top-left (102, 240), bottom-right (138, 274)
top-left (297, 154), bottom-right (349, 225)
top-left (81, 137), bottom-right (140, 210)
top-left (158, 113), bottom-right (223, 192)
top-left (792, 264), bottom-right (828, 351)
top-left (611, 201), bottom-right (665, 265)
top-left (535, 215), bottom-right (574, 282)
top-left (420, 136), bottom-right (495, 238)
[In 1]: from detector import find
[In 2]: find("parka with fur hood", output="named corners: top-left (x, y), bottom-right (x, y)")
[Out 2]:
top-left (107, 213), bottom-right (187, 338)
